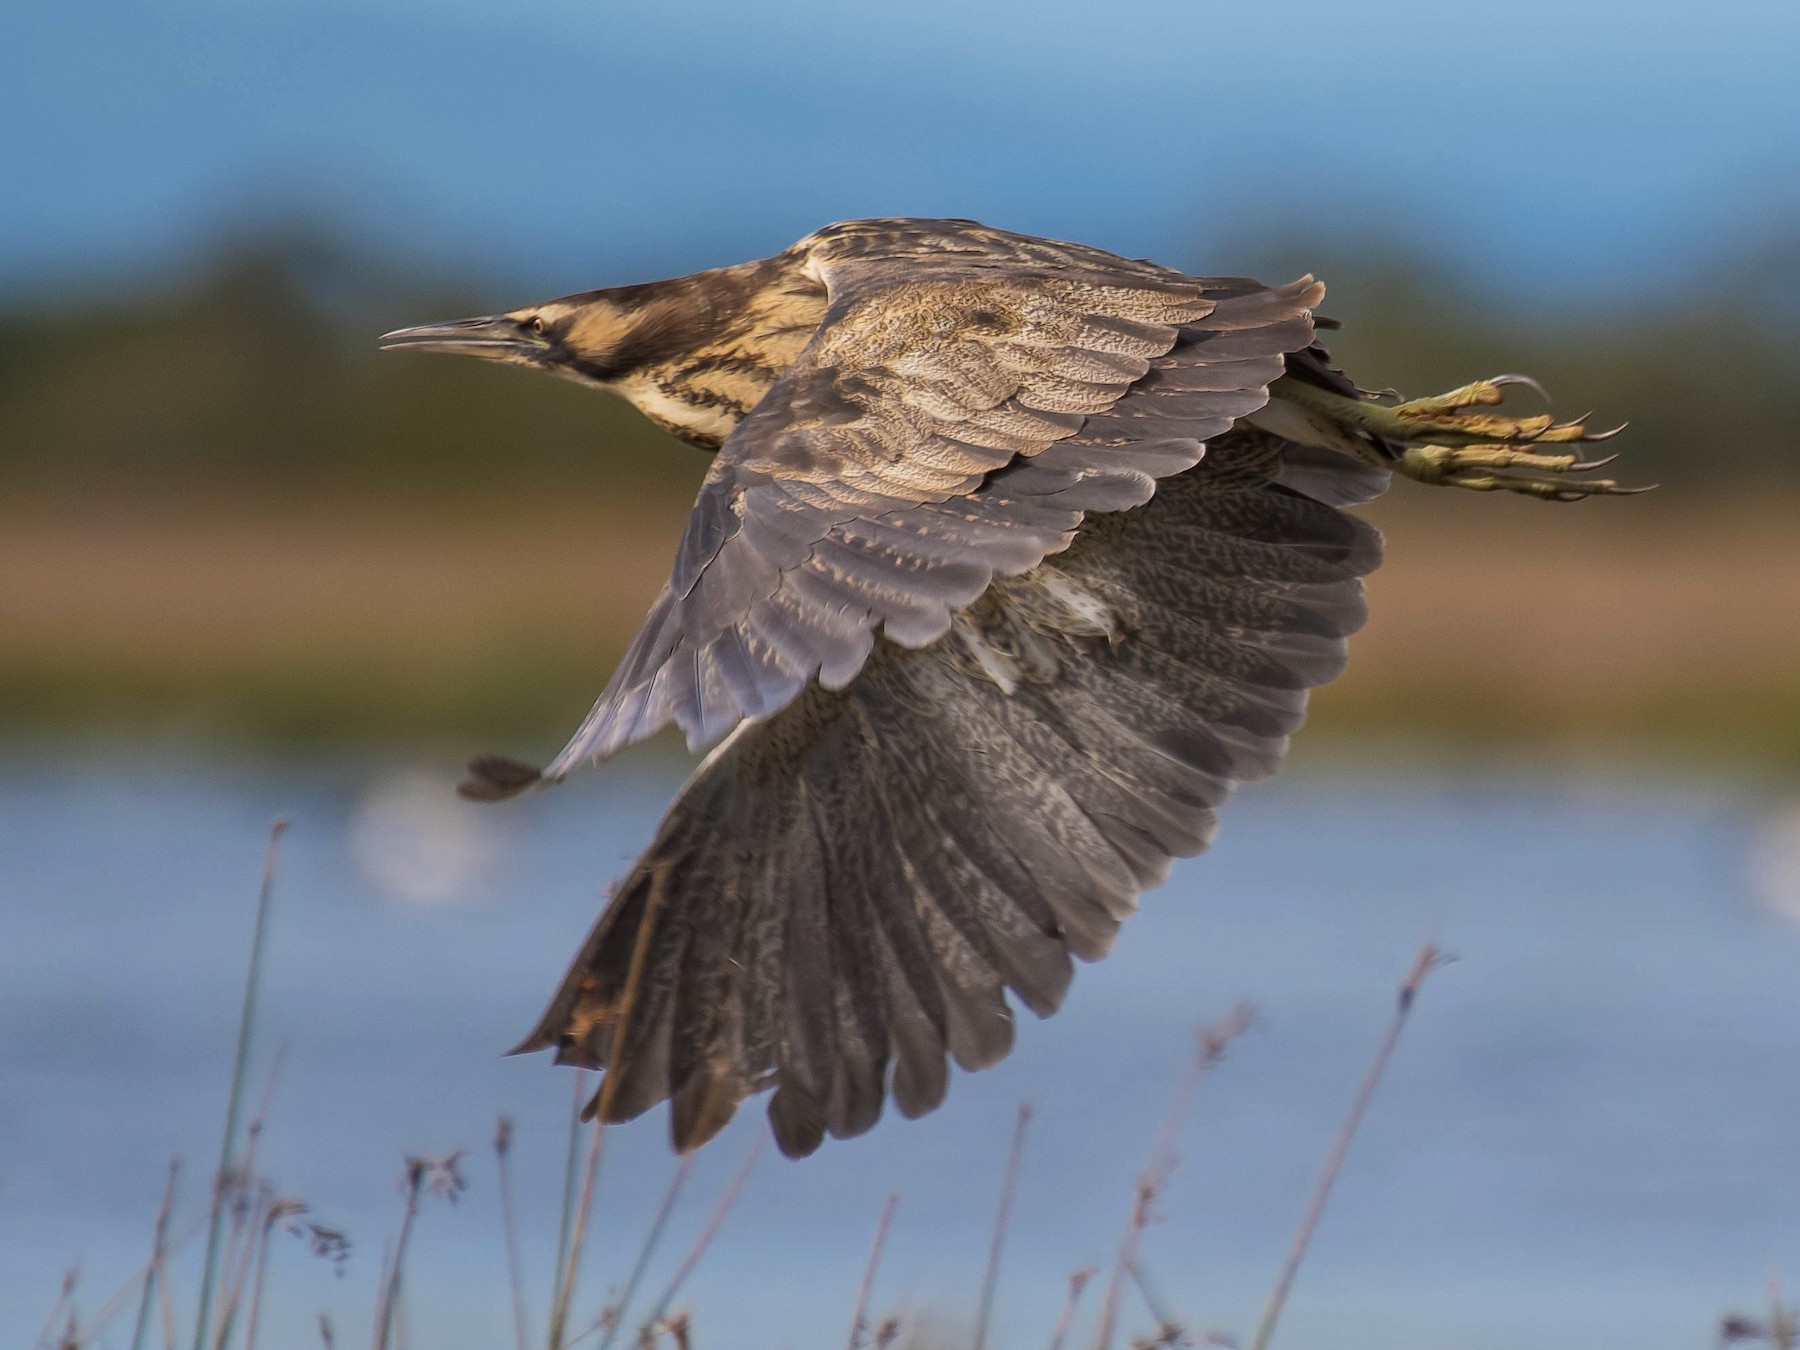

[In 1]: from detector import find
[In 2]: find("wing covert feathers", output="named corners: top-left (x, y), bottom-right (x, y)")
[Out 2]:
top-left (538, 222), bottom-right (1324, 781)
top-left (513, 429), bottom-right (1383, 1156)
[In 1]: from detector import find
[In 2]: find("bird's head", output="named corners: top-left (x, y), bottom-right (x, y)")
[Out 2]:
top-left (380, 259), bottom-right (825, 448)
top-left (378, 288), bottom-right (654, 391)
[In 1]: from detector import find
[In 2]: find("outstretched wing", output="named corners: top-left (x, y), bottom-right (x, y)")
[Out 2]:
top-left (529, 222), bottom-right (1323, 783)
top-left (512, 426), bottom-right (1387, 1156)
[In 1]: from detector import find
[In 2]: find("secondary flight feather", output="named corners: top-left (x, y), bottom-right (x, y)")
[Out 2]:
top-left (380, 218), bottom-right (1634, 1156)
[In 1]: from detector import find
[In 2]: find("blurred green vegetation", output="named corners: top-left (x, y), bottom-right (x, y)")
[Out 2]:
top-left (0, 230), bottom-right (710, 500)
top-left (2, 225), bottom-right (1796, 497)
top-left (3, 225), bottom-right (1798, 764)
top-left (1251, 229), bottom-right (1800, 485)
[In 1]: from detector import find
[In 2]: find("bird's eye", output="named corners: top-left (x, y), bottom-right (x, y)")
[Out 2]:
top-left (527, 316), bottom-right (547, 335)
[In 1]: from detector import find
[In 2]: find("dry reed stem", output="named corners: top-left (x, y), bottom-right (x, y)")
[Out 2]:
top-left (1767, 1274), bottom-right (1798, 1350)
top-left (1767, 1274), bottom-right (1797, 1350)
top-left (220, 1043), bottom-right (297, 1350)
top-left (242, 1214), bottom-right (276, 1350)
top-left (1093, 1003), bottom-right (1255, 1350)
top-left (550, 878), bottom-right (668, 1350)
top-left (596, 1157), bottom-right (695, 1350)
top-left (846, 1193), bottom-right (901, 1350)
top-left (548, 1069), bottom-right (611, 1347)
top-left (191, 820), bottom-right (287, 1350)
top-left (975, 1104), bottom-right (1033, 1350)
top-left (213, 1047), bottom-right (290, 1347)
top-left (209, 1185), bottom-right (264, 1350)
top-left (637, 1134), bottom-right (765, 1340)
top-left (36, 1267), bottom-right (77, 1350)
top-left (641, 1311), bottom-right (692, 1350)
top-left (85, 1188), bottom-right (207, 1346)
top-left (158, 1259), bottom-right (178, 1350)
top-left (371, 1241), bottom-right (394, 1340)
top-left (373, 1152), bottom-right (465, 1350)
top-left (1126, 1260), bottom-right (1181, 1339)
top-left (1245, 941), bottom-right (1447, 1350)
top-left (550, 1069), bottom-right (590, 1341)
top-left (234, 1046), bottom-right (287, 1200)
top-left (129, 1161), bottom-right (180, 1350)
top-left (1047, 1268), bottom-right (1096, 1350)
top-left (494, 1117), bottom-right (532, 1350)
top-left (81, 1207), bottom-right (214, 1348)
top-left (373, 1164), bottom-right (424, 1350)
top-left (1722, 1274), bottom-right (1799, 1348)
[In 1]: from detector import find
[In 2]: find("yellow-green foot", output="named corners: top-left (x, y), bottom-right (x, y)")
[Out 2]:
top-left (1374, 376), bottom-right (1642, 501)
top-left (1278, 372), bottom-right (1647, 501)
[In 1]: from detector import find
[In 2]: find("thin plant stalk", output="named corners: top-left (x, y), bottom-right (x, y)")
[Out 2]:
top-left (1126, 1261), bottom-right (1181, 1341)
top-left (213, 1187), bottom-right (270, 1349)
top-left (159, 1252), bottom-right (179, 1350)
top-left (371, 1242), bottom-right (395, 1340)
top-left (192, 820), bottom-right (287, 1350)
top-left (494, 1117), bottom-right (531, 1350)
top-left (235, 1046), bottom-right (288, 1198)
top-left (86, 1187), bottom-right (208, 1346)
top-left (547, 1103), bottom-right (608, 1349)
top-left (130, 1162), bottom-right (181, 1350)
top-left (974, 1103), bottom-right (1032, 1350)
top-left (596, 1157), bottom-right (694, 1350)
top-left (1046, 1268), bottom-right (1095, 1350)
top-left (549, 1069), bottom-right (588, 1342)
top-left (1768, 1273), bottom-right (1798, 1350)
top-left (82, 1207), bottom-right (211, 1350)
top-left (845, 1193), bottom-right (900, 1350)
top-left (243, 1196), bottom-right (308, 1350)
top-left (637, 1135), bottom-right (765, 1339)
top-left (241, 1217), bottom-right (275, 1350)
top-left (374, 1163), bottom-right (426, 1350)
top-left (213, 1034), bottom-right (289, 1348)
top-left (36, 1267), bottom-right (77, 1350)
top-left (1093, 1004), bottom-right (1254, 1350)
top-left (549, 884), bottom-right (668, 1350)
top-left (1245, 942), bottom-right (1446, 1350)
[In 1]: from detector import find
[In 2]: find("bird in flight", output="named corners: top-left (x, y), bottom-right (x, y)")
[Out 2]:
top-left (381, 218), bottom-right (1632, 1157)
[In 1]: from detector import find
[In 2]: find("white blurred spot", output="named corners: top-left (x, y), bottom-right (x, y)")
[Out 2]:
top-left (348, 770), bottom-right (506, 905)
top-left (1747, 799), bottom-right (1800, 926)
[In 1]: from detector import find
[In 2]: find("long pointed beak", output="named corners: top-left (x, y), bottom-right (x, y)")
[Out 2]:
top-left (377, 315), bottom-right (547, 359)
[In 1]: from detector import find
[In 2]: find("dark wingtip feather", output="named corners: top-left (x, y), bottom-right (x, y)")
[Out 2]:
top-left (768, 1085), bottom-right (827, 1158)
top-left (458, 755), bottom-right (544, 802)
top-left (671, 1072), bottom-right (741, 1154)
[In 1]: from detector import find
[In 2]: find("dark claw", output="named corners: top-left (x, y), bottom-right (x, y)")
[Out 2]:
top-left (1489, 373), bottom-right (1551, 404)
top-left (1567, 453), bottom-right (1621, 472)
top-left (1583, 422), bottom-right (1629, 442)
top-left (1614, 483), bottom-right (1660, 495)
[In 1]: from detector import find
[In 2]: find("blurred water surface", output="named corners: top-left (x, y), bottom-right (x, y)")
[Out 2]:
top-left (3, 757), bottom-right (1796, 1349)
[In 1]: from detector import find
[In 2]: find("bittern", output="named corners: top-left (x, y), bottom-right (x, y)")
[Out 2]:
top-left (381, 218), bottom-right (1633, 1157)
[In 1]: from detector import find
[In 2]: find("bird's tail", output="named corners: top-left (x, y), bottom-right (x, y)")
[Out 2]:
top-left (510, 424), bottom-right (1385, 1156)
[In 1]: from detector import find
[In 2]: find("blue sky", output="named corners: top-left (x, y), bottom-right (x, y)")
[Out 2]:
top-left (6, 0), bottom-right (1798, 302)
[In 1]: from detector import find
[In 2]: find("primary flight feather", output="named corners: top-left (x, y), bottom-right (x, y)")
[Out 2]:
top-left (380, 218), bottom-right (1633, 1157)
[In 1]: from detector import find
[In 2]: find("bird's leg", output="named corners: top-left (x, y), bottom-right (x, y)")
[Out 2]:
top-left (1275, 374), bottom-right (1646, 501)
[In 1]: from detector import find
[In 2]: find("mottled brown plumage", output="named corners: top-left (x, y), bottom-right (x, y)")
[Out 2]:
top-left (380, 218), bottom-right (1632, 1156)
